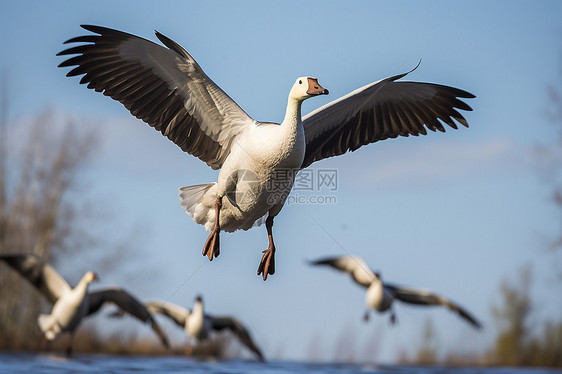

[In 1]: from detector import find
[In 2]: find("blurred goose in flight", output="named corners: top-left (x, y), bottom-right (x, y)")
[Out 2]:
top-left (136, 296), bottom-right (264, 361)
top-left (310, 255), bottom-right (481, 329)
top-left (58, 25), bottom-right (474, 281)
top-left (0, 253), bottom-right (169, 355)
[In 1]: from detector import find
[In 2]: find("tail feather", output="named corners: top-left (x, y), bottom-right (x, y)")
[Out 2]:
top-left (38, 314), bottom-right (59, 340)
top-left (179, 182), bottom-right (265, 232)
top-left (179, 183), bottom-right (215, 220)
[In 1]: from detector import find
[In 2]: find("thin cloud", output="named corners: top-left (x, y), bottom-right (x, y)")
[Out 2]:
top-left (326, 137), bottom-right (536, 189)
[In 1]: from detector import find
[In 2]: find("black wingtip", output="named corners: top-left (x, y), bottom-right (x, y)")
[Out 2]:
top-left (308, 258), bottom-right (334, 266)
top-left (80, 24), bottom-right (106, 34)
top-left (58, 25), bottom-right (102, 49)
top-left (385, 59), bottom-right (423, 83)
top-left (472, 319), bottom-right (483, 330)
top-left (410, 58), bottom-right (422, 74)
top-left (401, 59), bottom-right (422, 77)
top-left (154, 30), bottom-right (191, 60)
top-left (75, 25), bottom-right (139, 42)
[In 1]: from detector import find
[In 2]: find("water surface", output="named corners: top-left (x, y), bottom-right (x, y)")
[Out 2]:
top-left (0, 352), bottom-right (560, 374)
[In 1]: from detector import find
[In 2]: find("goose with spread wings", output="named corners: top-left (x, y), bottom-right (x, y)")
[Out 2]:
top-left (58, 25), bottom-right (474, 280)
top-left (0, 253), bottom-right (169, 355)
top-left (134, 296), bottom-right (264, 361)
top-left (310, 255), bottom-right (481, 329)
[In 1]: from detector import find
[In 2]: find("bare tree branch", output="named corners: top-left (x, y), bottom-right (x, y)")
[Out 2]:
top-left (0, 110), bottom-right (98, 350)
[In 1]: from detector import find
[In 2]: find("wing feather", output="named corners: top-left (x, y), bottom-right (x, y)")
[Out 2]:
top-left (58, 25), bottom-right (254, 170)
top-left (87, 288), bottom-right (170, 347)
top-left (386, 283), bottom-right (482, 329)
top-left (208, 316), bottom-right (264, 361)
top-left (144, 300), bottom-right (190, 328)
top-left (301, 66), bottom-right (474, 169)
top-left (309, 255), bottom-right (377, 288)
top-left (0, 253), bottom-right (70, 303)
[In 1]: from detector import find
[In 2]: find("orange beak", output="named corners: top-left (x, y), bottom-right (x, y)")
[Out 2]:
top-left (307, 77), bottom-right (329, 96)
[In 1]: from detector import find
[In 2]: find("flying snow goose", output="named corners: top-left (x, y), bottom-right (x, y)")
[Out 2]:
top-left (58, 25), bottom-right (475, 280)
top-left (0, 253), bottom-right (169, 354)
top-left (310, 255), bottom-right (481, 328)
top-left (128, 296), bottom-right (264, 361)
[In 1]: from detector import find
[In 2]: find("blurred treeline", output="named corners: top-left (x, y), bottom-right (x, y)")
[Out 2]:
top-left (0, 93), bottom-right (236, 358)
top-left (401, 267), bottom-right (562, 367)
top-left (401, 65), bottom-right (562, 368)
top-left (0, 105), bottom-right (98, 350)
top-left (1, 71), bottom-right (562, 365)
top-left (488, 268), bottom-right (562, 367)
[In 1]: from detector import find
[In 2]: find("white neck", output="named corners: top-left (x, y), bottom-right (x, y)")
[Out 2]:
top-left (282, 96), bottom-right (303, 131)
top-left (74, 274), bottom-right (92, 296)
top-left (187, 300), bottom-right (205, 337)
top-left (192, 300), bottom-right (204, 319)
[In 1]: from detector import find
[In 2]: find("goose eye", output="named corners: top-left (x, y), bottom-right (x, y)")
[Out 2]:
top-left (299, 80), bottom-right (302, 84)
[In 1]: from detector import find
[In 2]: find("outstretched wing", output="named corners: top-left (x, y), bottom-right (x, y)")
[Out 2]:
top-left (301, 64), bottom-right (474, 169)
top-left (58, 25), bottom-right (255, 170)
top-left (208, 315), bottom-right (264, 361)
top-left (0, 253), bottom-right (70, 303)
top-left (144, 300), bottom-right (190, 328)
top-left (385, 283), bottom-right (481, 329)
top-left (309, 255), bottom-right (378, 288)
top-left (87, 288), bottom-right (170, 347)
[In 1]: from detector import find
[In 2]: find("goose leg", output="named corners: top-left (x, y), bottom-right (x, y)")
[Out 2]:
top-left (40, 336), bottom-right (49, 351)
top-left (65, 333), bottom-right (74, 357)
top-left (363, 310), bottom-right (370, 322)
top-left (390, 312), bottom-right (397, 325)
top-left (202, 197), bottom-right (222, 261)
top-left (184, 342), bottom-right (193, 356)
top-left (257, 216), bottom-right (276, 281)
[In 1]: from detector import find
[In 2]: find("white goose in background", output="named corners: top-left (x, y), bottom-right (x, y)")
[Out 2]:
top-left (129, 296), bottom-right (265, 361)
top-left (0, 253), bottom-right (169, 355)
top-left (58, 25), bottom-right (475, 280)
top-left (310, 255), bottom-right (482, 329)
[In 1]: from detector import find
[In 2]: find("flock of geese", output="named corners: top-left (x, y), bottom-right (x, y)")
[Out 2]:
top-left (1, 253), bottom-right (480, 360)
top-left (0, 253), bottom-right (264, 360)
top-left (1, 24), bottom-right (479, 361)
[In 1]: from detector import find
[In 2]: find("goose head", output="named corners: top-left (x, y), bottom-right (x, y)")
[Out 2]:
top-left (76, 271), bottom-right (99, 291)
top-left (192, 295), bottom-right (205, 317)
top-left (290, 76), bottom-right (329, 101)
top-left (84, 271), bottom-right (99, 284)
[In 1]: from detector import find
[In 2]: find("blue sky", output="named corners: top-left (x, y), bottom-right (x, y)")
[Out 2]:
top-left (1, 1), bottom-right (561, 362)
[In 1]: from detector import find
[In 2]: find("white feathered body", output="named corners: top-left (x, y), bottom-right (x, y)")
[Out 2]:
top-left (38, 278), bottom-right (90, 340)
top-left (366, 281), bottom-right (393, 312)
top-left (185, 299), bottom-right (210, 340)
top-left (181, 104), bottom-right (305, 232)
